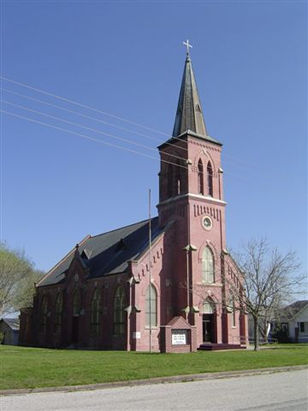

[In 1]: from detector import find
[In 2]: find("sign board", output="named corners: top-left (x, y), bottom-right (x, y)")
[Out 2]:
top-left (172, 329), bottom-right (187, 345)
top-left (132, 331), bottom-right (141, 339)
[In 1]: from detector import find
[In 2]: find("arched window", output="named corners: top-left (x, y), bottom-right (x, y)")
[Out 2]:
top-left (55, 292), bottom-right (63, 333)
top-left (113, 286), bottom-right (126, 336)
top-left (91, 289), bottom-right (101, 336)
top-left (232, 296), bottom-right (236, 327)
top-left (145, 284), bottom-right (157, 327)
top-left (40, 295), bottom-right (48, 335)
top-left (176, 162), bottom-right (181, 195)
top-left (207, 162), bottom-right (213, 196)
top-left (73, 290), bottom-right (81, 316)
top-left (202, 299), bottom-right (215, 314)
top-left (177, 178), bottom-right (181, 195)
top-left (198, 159), bottom-right (204, 195)
top-left (202, 246), bottom-right (215, 284)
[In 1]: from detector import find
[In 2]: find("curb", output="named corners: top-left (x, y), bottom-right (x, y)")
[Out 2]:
top-left (1, 365), bottom-right (307, 396)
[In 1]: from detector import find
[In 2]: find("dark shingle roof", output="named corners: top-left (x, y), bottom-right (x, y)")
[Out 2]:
top-left (280, 300), bottom-right (308, 321)
top-left (1, 318), bottom-right (20, 331)
top-left (38, 217), bottom-right (164, 287)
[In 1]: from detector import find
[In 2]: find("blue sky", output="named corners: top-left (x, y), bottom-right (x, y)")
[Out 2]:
top-left (1, 0), bottom-right (307, 275)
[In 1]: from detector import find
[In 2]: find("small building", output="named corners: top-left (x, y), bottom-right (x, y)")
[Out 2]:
top-left (0, 318), bottom-right (20, 345)
top-left (274, 301), bottom-right (308, 343)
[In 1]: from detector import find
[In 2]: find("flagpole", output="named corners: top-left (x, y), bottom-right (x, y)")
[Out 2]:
top-left (148, 188), bottom-right (152, 353)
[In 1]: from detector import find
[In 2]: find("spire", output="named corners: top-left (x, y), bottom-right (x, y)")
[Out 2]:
top-left (172, 43), bottom-right (207, 138)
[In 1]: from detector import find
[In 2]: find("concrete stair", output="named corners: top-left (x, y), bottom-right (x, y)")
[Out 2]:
top-left (198, 343), bottom-right (245, 351)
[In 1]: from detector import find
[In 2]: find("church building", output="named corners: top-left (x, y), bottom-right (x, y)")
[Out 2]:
top-left (20, 47), bottom-right (248, 352)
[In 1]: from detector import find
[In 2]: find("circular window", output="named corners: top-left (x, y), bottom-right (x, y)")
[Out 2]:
top-left (202, 216), bottom-right (212, 231)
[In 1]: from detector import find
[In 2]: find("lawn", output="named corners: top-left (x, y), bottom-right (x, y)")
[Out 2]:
top-left (0, 344), bottom-right (307, 390)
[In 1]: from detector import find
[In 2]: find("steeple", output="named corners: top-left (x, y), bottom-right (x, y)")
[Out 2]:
top-left (172, 46), bottom-right (207, 138)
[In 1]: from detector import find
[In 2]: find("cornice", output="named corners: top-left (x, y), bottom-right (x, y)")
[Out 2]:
top-left (157, 193), bottom-right (227, 208)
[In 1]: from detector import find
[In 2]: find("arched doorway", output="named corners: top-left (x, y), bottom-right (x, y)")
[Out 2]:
top-left (202, 300), bottom-right (217, 343)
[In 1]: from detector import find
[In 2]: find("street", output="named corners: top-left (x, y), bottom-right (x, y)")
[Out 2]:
top-left (1, 369), bottom-right (308, 411)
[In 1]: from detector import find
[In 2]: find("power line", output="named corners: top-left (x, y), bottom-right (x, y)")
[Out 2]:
top-left (3, 100), bottom-right (162, 155)
top-left (1, 109), bottom-right (189, 171)
top-left (2, 108), bottom-right (249, 183)
top-left (3, 88), bottom-right (169, 144)
top-left (1, 76), bottom-right (253, 169)
top-left (1, 75), bottom-right (169, 137)
top-left (3, 99), bottom-right (189, 165)
top-left (3, 87), bottom-right (192, 157)
top-left (1, 75), bottom-right (194, 153)
top-left (1, 76), bottom-right (253, 179)
top-left (3, 87), bottom-right (253, 170)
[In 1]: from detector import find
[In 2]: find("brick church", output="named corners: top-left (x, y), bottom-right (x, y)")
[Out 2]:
top-left (20, 47), bottom-right (248, 352)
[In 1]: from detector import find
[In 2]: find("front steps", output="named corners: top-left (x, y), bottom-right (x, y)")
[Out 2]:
top-left (198, 343), bottom-right (245, 351)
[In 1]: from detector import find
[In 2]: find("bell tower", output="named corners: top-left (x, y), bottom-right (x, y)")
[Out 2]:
top-left (158, 45), bottom-right (225, 232)
top-left (158, 44), bottom-right (227, 334)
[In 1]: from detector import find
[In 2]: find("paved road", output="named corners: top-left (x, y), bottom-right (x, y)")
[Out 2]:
top-left (1, 369), bottom-right (308, 411)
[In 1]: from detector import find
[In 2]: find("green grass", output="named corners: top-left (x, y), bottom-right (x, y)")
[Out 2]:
top-left (0, 344), bottom-right (307, 390)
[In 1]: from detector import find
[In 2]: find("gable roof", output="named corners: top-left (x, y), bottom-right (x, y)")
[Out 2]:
top-left (0, 318), bottom-right (20, 331)
top-left (280, 300), bottom-right (308, 322)
top-left (38, 217), bottom-right (165, 287)
top-left (167, 316), bottom-right (191, 329)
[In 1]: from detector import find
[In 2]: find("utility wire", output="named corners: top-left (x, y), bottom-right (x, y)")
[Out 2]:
top-left (1, 76), bottom-right (243, 163)
top-left (2, 108), bottom-right (249, 182)
top-left (1, 76), bottom-right (169, 137)
top-left (1, 109), bottom-right (190, 171)
top-left (1, 76), bottom-right (254, 168)
top-left (3, 88), bottom-right (173, 145)
top-left (2, 87), bottom-right (253, 170)
top-left (3, 100), bottom-right (189, 164)
top-left (1, 76), bottom-right (253, 174)
top-left (1, 75), bottom-right (199, 153)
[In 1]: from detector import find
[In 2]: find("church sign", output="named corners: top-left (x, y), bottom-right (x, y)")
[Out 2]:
top-left (171, 329), bottom-right (187, 345)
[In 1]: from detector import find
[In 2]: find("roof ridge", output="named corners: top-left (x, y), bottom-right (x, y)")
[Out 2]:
top-left (90, 216), bottom-right (158, 239)
top-left (285, 300), bottom-right (308, 308)
top-left (36, 234), bottom-right (91, 286)
top-left (37, 216), bottom-right (162, 287)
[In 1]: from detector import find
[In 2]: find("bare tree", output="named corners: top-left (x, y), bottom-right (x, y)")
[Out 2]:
top-left (231, 239), bottom-right (304, 351)
top-left (0, 243), bottom-right (43, 316)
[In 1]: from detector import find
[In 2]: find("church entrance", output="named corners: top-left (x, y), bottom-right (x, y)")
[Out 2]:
top-left (203, 314), bottom-right (214, 342)
top-left (202, 299), bottom-right (216, 343)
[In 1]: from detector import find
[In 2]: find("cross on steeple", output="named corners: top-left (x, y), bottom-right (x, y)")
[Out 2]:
top-left (183, 40), bottom-right (192, 56)
top-left (172, 41), bottom-right (208, 138)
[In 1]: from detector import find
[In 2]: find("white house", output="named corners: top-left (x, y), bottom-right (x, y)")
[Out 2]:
top-left (278, 301), bottom-right (308, 343)
top-left (0, 318), bottom-right (20, 345)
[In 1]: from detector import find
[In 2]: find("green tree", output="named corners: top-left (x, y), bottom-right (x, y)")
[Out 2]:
top-left (0, 243), bottom-right (43, 316)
